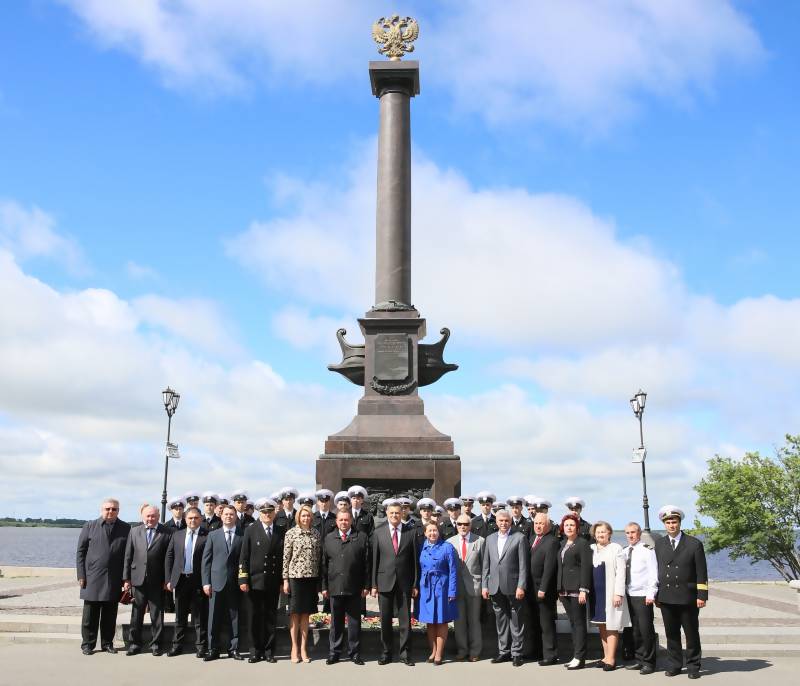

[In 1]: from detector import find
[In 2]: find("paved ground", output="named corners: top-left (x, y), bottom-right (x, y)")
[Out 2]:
top-left (0, 642), bottom-right (792, 685)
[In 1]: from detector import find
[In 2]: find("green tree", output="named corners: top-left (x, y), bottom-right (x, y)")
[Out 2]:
top-left (694, 434), bottom-right (800, 581)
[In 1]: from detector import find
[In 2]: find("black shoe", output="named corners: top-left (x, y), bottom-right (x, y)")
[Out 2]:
top-left (352, 656), bottom-right (365, 665)
top-left (126, 647), bottom-right (140, 656)
top-left (248, 652), bottom-right (263, 663)
top-left (513, 656), bottom-right (524, 667)
top-left (433, 659), bottom-right (443, 666)
top-left (151, 647), bottom-right (163, 657)
top-left (492, 654), bottom-right (511, 664)
top-left (204, 651), bottom-right (220, 662)
top-left (102, 645), bottom-right (118, 654)
top-left (603, 663), bottom-right (617, 672)
top-left (640, 666), bottom-right (655, 675)
top-left (400, 657), bottom-right (415, 666)
top-left (264, 654), bottom-right (277, 663)
top-left (82, 647), bottom-right (93, 655)
top-left (626, 663), bottom-right (643, 670)
top-left (539, 658), bottom-right (558, 666)
top-left (228, 650), bottom-right (245, 661)
top-left (688, 673), bottom-right (701, 680)
top-left (196, 649), bottom-right (207, 658)
top-left (378, 655), bottom-right (391, 665)
top-left (665, 669), bottom-right (682, 677)
top-left (326, 656), bottom-right (340, 665)
top-left (589, 660), bottom-right (605, 668)
top-left (566, 660), bottom-right (585, 670)
top-left (167, 647), bottom-right (182, 657)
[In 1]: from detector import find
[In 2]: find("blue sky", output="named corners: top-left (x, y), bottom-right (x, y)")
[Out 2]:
top-left (1, 1), bottom-right (798, 523)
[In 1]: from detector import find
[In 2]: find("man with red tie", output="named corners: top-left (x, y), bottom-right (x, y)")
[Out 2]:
top-left (527, 512), bottom-right (560, 665)
top-left (371, 500), bottom-right (419, 666)
top-left (321, 510), bottom-right (370, 665)
top-left (447, 514), bottom-right (484, 661)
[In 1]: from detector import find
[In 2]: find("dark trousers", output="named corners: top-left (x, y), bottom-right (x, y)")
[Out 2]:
top-left (378, 586), bottom-right (412, 659)
top-left (129, 583), bottom-right (165, 650)
top-left (208, 585), bottom-right (240, 653)
top-left (525, 593), bottom-right (542, 658)
top-left (173, 578), bottom-right (208, 650)
top-left (329, 594), bottom-right (362, 658)
top-left (529, 594), bottom-right (558, 660)
top-left (249, 585), bottom-right (280, 656)
top-left (660, 602), bottom-right (701, 673)
top-left (561, 595), bottom-right (588, 660)
top-left (623, 595), bottom-right (656, 667)
top-left (81, 600), bottom-right (118, 651)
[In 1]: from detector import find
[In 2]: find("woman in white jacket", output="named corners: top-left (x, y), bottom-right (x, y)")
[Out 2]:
top-left (590, 521), bottom-right (630, 670)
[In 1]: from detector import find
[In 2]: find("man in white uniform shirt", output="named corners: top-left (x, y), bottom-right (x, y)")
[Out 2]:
top-left (623, 522), bottom-right (659, 674)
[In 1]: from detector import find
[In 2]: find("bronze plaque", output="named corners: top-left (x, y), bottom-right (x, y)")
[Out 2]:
top-left (374, 333), bottom-right (410, 381)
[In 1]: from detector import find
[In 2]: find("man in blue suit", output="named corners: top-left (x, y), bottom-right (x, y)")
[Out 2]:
top-left (201, 504), bottom-right (244, 661)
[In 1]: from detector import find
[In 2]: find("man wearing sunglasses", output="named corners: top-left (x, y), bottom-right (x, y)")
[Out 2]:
top-left (76, 499), bottom-right (131, 655)
top-left (447, 515), bottom-right (484, 661)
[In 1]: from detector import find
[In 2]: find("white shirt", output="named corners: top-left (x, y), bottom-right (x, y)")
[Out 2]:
top-left (261, 522), bottom-right (273, 536)
top-left (625, 541), bottom-right (659, 600)
top-left (497, 531), bottom-right (509, 557)
top-left (352, 509), bottom-right (361, 518)
top-left (668, 532), bottom-right (682, 548)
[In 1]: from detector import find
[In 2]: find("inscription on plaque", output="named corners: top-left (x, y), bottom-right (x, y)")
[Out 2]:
top-left (374, 333), bottom-right (410, 381)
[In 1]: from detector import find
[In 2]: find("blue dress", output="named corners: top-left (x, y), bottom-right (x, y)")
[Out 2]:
top-left (416, 540), bottom-right (459, 624)
top-left (591, 561), bottom-right (607, 624)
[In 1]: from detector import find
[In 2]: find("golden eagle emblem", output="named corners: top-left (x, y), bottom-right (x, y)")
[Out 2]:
top-left (372, 14), bottom-right (419, 61)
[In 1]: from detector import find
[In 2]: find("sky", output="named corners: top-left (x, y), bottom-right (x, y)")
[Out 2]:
top-left (1, 1), bottom-right (798, 524)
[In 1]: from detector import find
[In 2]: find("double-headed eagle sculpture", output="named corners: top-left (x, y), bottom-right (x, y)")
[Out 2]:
top-left (372, 14), bottom-right (419, 60)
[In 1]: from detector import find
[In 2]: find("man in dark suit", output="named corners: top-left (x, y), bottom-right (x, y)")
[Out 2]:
top-left (655, 506), bottom-right (708, 679)
top-left (202, 504), bottom-right (245, 661)
top-left (238, 497), bottom-right (285, 663)
top-left (472, 491), bottom-right (499, 538)
top-left (165, 507), bottom-right (208, 657)
top-left (231, 489), bottom-right (255, 530)
top-left (371, 501), bottom-right (419, 666)
top-left (322, 510), bottom-right (370, 665)
top-left (123, 504), bottom-right (171, 656)
top-left (76, 498), bottom-right (131, 655)
top-left (482, 510), bottom-right (529, 667)
top-left (528, 512), bottom-right (560, 665)
top-left (201, 492), bottom-right (222, 531)
top-left (165, 498), bottom-right (186, 531)
top-left (348, 485), bottom-right (375, 537)
top-left (507, 496), bottom-right (532, 537)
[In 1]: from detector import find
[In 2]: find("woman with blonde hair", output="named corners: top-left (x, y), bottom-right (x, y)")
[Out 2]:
top-left (589, 521), bottom-right (630, 670)
top-left (282, 504), bottom-right (322, 662)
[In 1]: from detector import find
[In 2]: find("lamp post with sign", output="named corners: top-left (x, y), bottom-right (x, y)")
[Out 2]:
top-left (160, 386), bottom-right (180, 523)
top-left (630, 388), bottom-right (656, 546)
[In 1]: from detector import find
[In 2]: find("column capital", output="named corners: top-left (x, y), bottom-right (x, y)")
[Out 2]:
top-left (369, 60), bottom-right (420, 97)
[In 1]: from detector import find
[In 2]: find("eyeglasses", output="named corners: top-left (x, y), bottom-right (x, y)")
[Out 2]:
top-left (103, 507), bottom-right (119, 511)
top-left (457, 522), bottom-right (471, 526)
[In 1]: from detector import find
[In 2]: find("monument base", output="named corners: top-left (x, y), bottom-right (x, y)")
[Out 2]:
top-left (315, 454), bottom-right (461, 511)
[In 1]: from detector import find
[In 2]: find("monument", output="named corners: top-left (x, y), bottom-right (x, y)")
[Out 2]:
top-left (316, 15), bottom-right (460, 508)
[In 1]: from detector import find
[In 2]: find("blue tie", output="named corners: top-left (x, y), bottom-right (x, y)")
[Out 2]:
top-left (184, 530), bottom-right (194, 573)
top-left (146, 527), bottom-right (153, 547)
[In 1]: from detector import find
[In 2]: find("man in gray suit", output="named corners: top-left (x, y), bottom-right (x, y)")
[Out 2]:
top-left (201, 504), bottom-right (244, 661)
top-left (76, 498), bottom-right (131, 655)
top-left (447, 514), bottom-right (484, 661)
top-left (123, 504), bottom-right (171, 656)
top-left (481, 510), bottom-right (528, 666)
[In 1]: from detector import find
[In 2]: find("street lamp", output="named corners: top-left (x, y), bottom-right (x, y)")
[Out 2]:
top-left (160, 386), bottom-right (180, 523)
top-left (630, 388), bottom-right (656, 547)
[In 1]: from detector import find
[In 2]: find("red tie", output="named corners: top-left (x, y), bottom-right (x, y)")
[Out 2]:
top-left (533, 535), bottom-right (542, 548)
top-left (341, 531), bottom-right (346, 542)
top-left (392, 528), bottom-right (399, 554)
top-left (461, 537), bottom-right (467, 561)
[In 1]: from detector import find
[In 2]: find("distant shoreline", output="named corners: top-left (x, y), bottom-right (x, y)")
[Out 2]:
top-left (0, 519), bottom-right (86, 528)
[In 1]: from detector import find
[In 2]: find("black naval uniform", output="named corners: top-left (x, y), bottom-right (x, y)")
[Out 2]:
top-left (165, 518), bottom-right (186, 532)
top-left (236, 511), bottom-right (256, 531)
top-left (313, 510), bottom-right (338, 539)
top-left (440, 517), bottom-right (459, 540)
top-left (471, 512), bottom-right (498, 538)
top-left (238, 521), bottom-right (286, 660)
top-left (203, 514), bottom-right (222, 531)
top-left (510, 516), bottom-right (532, 537)
top-left (275, 509), bottom-right (295, 530)
top-left (351, 508), bottom-right (375, 538)
top-left (655, 533), bottom-right (708, 675)
top-left (578, 517), bottom-right (592, 542)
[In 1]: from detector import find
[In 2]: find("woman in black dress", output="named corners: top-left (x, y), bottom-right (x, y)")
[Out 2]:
top-left (557, 512), bottom-right (593, 670)
top-left (282, 504), bottom-right (322, 663)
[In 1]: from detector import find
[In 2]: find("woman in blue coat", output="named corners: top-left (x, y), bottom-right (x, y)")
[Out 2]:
top-left (418, 522), bottom-right (459, 665)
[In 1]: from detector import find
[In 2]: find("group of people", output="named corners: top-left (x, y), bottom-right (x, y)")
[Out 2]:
top-left (76, 487), bottom-right (708, 677)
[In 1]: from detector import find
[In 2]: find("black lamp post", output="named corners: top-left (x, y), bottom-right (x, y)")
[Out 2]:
top-left (160, 386), bottom-right (180, 523)
top-left (630, 388), bottom-right (655, 545)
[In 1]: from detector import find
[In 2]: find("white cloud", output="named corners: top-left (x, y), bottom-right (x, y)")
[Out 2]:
top-left (126, 260), bottom-right (159, 281)
top-left (0, 199), bottom-right (86, 274)
top-left (60, 1), bottom-right (763, 128)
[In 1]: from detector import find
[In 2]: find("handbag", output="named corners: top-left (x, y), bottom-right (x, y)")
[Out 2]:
top-left (119, 587), bottom-right (133, 605)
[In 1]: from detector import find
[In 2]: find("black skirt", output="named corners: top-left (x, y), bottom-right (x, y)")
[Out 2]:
top-left (288, 577), bottom-right (319, 615)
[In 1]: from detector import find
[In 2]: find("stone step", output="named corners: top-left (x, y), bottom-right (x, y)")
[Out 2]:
top-left (701, 643), bottom-right (800, 658)
top-left (0, 632), bottom-right (79, 644)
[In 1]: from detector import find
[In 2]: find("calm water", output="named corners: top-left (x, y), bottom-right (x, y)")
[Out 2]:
top-left (0, 527), bottom-right (785, 582)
